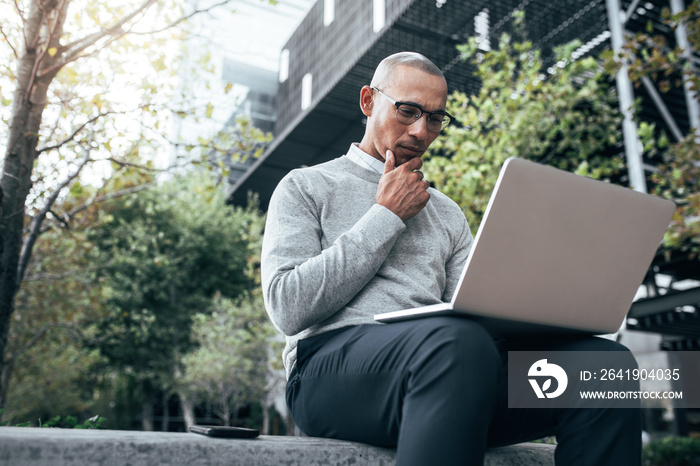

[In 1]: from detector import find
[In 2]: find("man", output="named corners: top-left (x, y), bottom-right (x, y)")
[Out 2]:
top-left (261, 52), bottom-right (641, 465)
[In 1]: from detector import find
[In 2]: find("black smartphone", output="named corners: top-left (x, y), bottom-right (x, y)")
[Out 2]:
top-left (189, 425), bottom-right (260, 439)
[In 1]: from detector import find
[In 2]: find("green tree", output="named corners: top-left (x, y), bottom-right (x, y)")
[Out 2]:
top-left (176, 291), bottom-right (279, 429)
top-left (0, 0), bottom-right (273, 409)
top-left (424, 12), bottom-right (625, 231)
top-left (1, 224), bottom-right (104, 425)
top-left (84, 171), bottom-right (264, 429)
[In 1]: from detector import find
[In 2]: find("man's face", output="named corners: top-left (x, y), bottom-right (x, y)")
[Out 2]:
top-left (360, 66), bottom-right (448, 166)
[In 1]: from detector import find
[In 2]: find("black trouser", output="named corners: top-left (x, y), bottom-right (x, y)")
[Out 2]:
top-left (286, 317), bottom-right (642, 466)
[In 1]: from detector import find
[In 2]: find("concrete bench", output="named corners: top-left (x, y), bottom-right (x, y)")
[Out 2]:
top-left (0, 426), bottom-right (555, 465)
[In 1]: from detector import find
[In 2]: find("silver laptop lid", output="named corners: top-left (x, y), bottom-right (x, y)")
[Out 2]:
top-left (450, 157), bottom-right (676, 334)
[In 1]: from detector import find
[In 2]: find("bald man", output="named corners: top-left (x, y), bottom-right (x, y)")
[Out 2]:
top-left (261, 52), bottom-right (641, 465)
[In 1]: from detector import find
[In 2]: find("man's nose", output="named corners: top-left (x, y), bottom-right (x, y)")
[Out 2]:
top-left (407, 113), bottom-right (430, 139)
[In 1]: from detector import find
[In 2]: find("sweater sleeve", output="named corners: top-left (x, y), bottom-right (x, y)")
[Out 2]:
top-left (442, 214), bottom-right (473, 302)
top-left (261, 170), bottom-right (406, 336)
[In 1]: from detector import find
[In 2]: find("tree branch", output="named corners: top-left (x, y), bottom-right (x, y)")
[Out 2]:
top-left (39, 25), bottom-right (132, 79)
top-left (37, 112), bottom-right (111, 153)
top-left (46, 208), bottom-right (69, 229)
top-left (62, 182), bottom-right (154, 220)
top-left (34, 180), bottom-right (154, 238)
top-left (17, 134), bottom-right (93, 287)
top-left (128, 0), bottom-right (234, 35)
top-left (106, 156), bottom-right (164, 173)
top-left (23, 6), bottom-right (50, 100)
top-left (4, 323), bottom-right (84, 364)
top-left (10, 0), bottom-right (25, 22)
top-left (31, 173), bottom-right (155, 238)
top-left (0, 24), bottom-right (18, 59)
top-left (24, 0), bottom-right (69, 102)
top-left (40, 0), bottom-right (236, 78)
top-left (57, 0), bottom-right (157, 65)
top-left (5, 323), bottom-right (51, 363)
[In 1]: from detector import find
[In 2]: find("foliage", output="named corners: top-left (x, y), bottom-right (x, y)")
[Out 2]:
top-left (650, 133), bottom-right (700, 259)
top-left (42, 414), bottom-right (107, 429)
top-left (424, 12), bottom-right (625, 230)
top-left (0, 0), bottom-right (274, 408)
top-left (4, 110), bottom-right (271, 421)
top-left (85, 171), bottom-right (264, 391)
top-left (642, 436), bottom-right (700, 466)
top-left (531, 437), bottom-right (557, 445)
top-left (3, 337), bottom-right (103, 425)
top-left (2, 215), bottom-right (107, 423)
top-left (4, 168), bottom-right (269, 427)
top-left (0, 408), bottom-right (106, 428)
top-left (602, 1), bottom-right (700, 259)
top-left (0, 409), bottom-right (30, 427)
top-left (176, 291), bottom-right (279, 426)
top-left (603, 1), bottom-right (700, 95)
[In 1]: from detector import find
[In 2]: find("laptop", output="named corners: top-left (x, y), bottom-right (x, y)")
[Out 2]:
top-left (374, 157), bottom-right (676, 336)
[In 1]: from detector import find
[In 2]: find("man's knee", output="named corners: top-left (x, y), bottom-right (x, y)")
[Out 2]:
top-left (417, 317), bottom-right (497, 352)
top-left (408, 317), bottom-right (501, 383)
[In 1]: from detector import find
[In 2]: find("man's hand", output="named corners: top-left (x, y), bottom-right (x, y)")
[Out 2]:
top-left (376, 150), bottom-right (430, 222)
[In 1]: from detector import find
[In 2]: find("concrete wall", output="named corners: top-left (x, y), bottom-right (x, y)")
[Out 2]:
top-left (0, 427), bottom-right (555, 466)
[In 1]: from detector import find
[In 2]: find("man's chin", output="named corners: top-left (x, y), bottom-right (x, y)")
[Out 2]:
top-left (394, 151), bottom-right (423, 166)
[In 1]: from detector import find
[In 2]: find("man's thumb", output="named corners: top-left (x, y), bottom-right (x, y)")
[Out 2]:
top-left (384, 150), bottom-right (395, 173)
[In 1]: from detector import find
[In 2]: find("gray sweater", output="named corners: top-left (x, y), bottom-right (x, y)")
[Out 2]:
top-left (261, 155), bottom-right (472, 378)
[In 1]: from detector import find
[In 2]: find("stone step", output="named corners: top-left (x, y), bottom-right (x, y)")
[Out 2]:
top-left (0, 426), bottom-right (555, 465)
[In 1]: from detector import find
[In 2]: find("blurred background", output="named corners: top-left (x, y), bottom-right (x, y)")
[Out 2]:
top-left (0, 0), bottom-right (698, 451)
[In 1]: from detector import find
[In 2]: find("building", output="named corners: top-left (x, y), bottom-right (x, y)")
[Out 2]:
top-left (221, 59), bottom-right (279, 187)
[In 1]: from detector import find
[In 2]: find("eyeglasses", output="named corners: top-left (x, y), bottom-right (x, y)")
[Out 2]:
top-left (371, 87), bottom-right (453, 132)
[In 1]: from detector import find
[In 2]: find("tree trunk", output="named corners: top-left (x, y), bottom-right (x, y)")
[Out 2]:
top-left (0, 359), bottom-right (14, 420)
top-left (142, 396), bottom-right (154, 431)
top-left (179, 392), bottom-right (196, 430)
top-left (262, 404), bottom-right (269, 435)
top-left (162, 392), bottom-right (170, 432)
top-left (222, 393), bottom-right (232, 427)
top-left (0, 0), bottom-right (69, 408)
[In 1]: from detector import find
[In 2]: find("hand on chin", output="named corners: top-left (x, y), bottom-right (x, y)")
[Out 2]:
top-left (394, 146), bottom-right (424, 166)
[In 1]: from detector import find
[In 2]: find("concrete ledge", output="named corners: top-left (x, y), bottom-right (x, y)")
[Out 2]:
top-left (0, 427), bottom-right (555, 465)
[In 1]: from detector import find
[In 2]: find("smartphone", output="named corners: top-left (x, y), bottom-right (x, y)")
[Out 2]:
top-left (189, 425), bottom-right (260, 439)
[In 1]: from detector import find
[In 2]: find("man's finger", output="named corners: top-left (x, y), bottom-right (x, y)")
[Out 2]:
top-left (403, 156), bottom-right (423, 172)
top-left (383, 150), bottom-right (395, 174)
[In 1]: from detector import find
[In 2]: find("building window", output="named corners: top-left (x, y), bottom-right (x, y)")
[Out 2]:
top-left (279, 49), bottom-right (290, 83)
top-left (301, 73), bottom-right (313, 110)
top-left (475, 9), bottom-right (490, 52)
top-left (373, 0), bottom-right (385, 33)
top-left (324, 0), bottom-right (334, 26)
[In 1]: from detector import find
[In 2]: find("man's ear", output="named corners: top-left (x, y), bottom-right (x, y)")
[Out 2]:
top-left (359, 85), bottom-right (373, 117)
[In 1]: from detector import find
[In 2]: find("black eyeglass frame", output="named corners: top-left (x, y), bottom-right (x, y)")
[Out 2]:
top-left (371, 87), bottom-right (454, 132)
